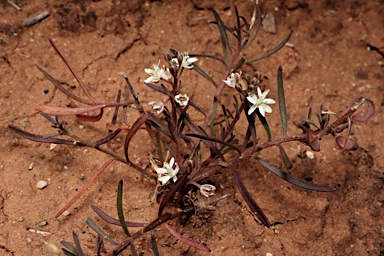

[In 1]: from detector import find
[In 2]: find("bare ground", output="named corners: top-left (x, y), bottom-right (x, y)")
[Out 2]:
top-left (0, 0), bottom-right (383, 255)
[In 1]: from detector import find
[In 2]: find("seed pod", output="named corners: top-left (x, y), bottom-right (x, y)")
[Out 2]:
top-left (335, 136), bottom-right (359, 151)
top-left (349, 97), bottom-right (375, 122)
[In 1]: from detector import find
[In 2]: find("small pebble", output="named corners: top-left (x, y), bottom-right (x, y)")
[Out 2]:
top-left (63, 210), bottom-right (71, 216)
top-left (36, 220), bottom-right (48, 227)
top-left (50, 144), bottom-right (57, 150)
top-left (266, 253), bottom-right (273, 256)
top-left (285, 42), bottom-right (295, 48)
top-left (22, 117), bottom-right (28, 128)
top-left (36, 180), bottom-right (48, 189)
top-left (28, 162), bottom-right (34, 170)
top-left (79, 125), bottom-right (85, 129)
top-left (306, 151), bottom-right (315, 159)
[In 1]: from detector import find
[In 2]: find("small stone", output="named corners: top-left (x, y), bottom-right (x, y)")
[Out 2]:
top-left (285, 42), bottom-right (295, 48)
top-left (262, 12), bottom-right (276, 34)
top-left (63, 210), bottom-right (71, 216)
top-left (36, 220), bottom-right (48, 227)
top-left (49, 144), bottom-right (57, 150)
top-left (306, 151), bottom-right (315, 159)
top-left (266, 253), bottom-right (273, 256)
top-left (36, 180), bottom-right (48, 189)
top-left (22, 118), bottom-right (28, 128)
top-left (79, 125), bottom-right (85, 129)
top-left (28, 162), bottom-right (34, 170)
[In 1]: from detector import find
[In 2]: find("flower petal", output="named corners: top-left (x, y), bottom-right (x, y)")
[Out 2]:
top-left (264, 98), bottom-right (276, 104)
top-left (246, 92), bottom-right (257, 104)
top-left (259, 106), bottom-right (266, 116)
top-left (261, 89), bottom-right (270, 99)
top-left (248, 105), bottom-right (257, 115)
top-left (257, 87), bottom-right (263, 97)
top-left (158, 176), bottom-right (171, 185)
top-left (155, 168), bottom-right (168, 174)
top-left (262, 104), bottom-right (272, 113)
top-left (169, 157), bottom-right (175, 167)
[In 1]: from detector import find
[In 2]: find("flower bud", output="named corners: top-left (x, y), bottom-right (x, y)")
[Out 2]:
top-left (164, 52), bottom-right (172, 62)
top-left (200, 184), bottom-right (216, 197)
top-left (349, 97), bottom-right (375, 122)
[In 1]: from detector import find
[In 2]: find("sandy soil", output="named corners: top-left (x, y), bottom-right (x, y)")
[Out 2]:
top-left (1, 0), bottom-right (383, 255)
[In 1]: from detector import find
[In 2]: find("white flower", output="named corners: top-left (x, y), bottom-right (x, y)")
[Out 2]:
top-left (223, 72), bottom-right (242, 88)
top-left (155, 157), bottom-right (179, 185)
top-left (148, 101), bottom-right (164, 114)
top-left (144, 61), bottom-right (172, 83)
top-left (180, 52), bottom-right (198, 69)
top-left (162, 67), bottom-right (172, 81)
top-left (175, 93), bottom-right (189, 107)
top-left (246, 87), bottom-right (276, 116)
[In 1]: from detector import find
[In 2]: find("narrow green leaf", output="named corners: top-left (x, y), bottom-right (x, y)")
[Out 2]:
top-left (300, 118), bottom-right (320, 130)
top-left (277, 66), bottom-right (288, 136)
top-left (191, 53), bottom-right (227, 67)
top-left (245, 30), bottom-right (293, 63)
top-left (86, 218), bottom-right (117, 245)
top-left (229, 164), bottom-right (270, 227)
top-left (62, 248), bottom-right (77, 256)
top-left (60, 241), bottom-right (77, 255)
top-left (193, 64), bottom-right (218, 88)
top-left (117, 180), bottom-right (130, 236)
top-left (256, 110), bottom-right (271, 141)
top-left (8, 125), bottom-right (81, 145)
top-left (151, 231), bottom-right (160, 256)
top-left (279, 145), bottom-right (293, 169)
top-left (186, 133), bottom-right (241, 155)
top-left (209, 99), bottom-right (218, 138)
top-left (72, 232), bottom-right (85, 256)
top-left (255, 156), bottom-right (336, 192)
top-left (212, 9), bottom-right (230, 64)
top-left (234, 57), bottom-right (245, 71)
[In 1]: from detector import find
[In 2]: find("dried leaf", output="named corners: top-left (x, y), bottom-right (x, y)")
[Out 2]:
top-left (35, 104), bottom-right (107, 116)
top-left (164, 223), bottom-right (211, 252)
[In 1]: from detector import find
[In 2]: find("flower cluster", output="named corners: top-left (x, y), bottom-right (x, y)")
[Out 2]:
top-left (144, 53), bottom-right (198, 84)
top-left (224, 72), bottom-right (275, 117)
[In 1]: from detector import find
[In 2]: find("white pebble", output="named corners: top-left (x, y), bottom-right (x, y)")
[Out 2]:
top-left (49, 144), bottom-right (57, 150)
top-left (28, 162), bottom-right (34, 170)
top-left (63, 210), bottom-right (71, 216)
top-left (36, 180), bottom-right (48, 189)
top-left (36, 220), bottom-right (48, 227)
top-left (306, 151), bottom-right (315, 159)
top-left (79, 125), bottom-right (85, 129)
